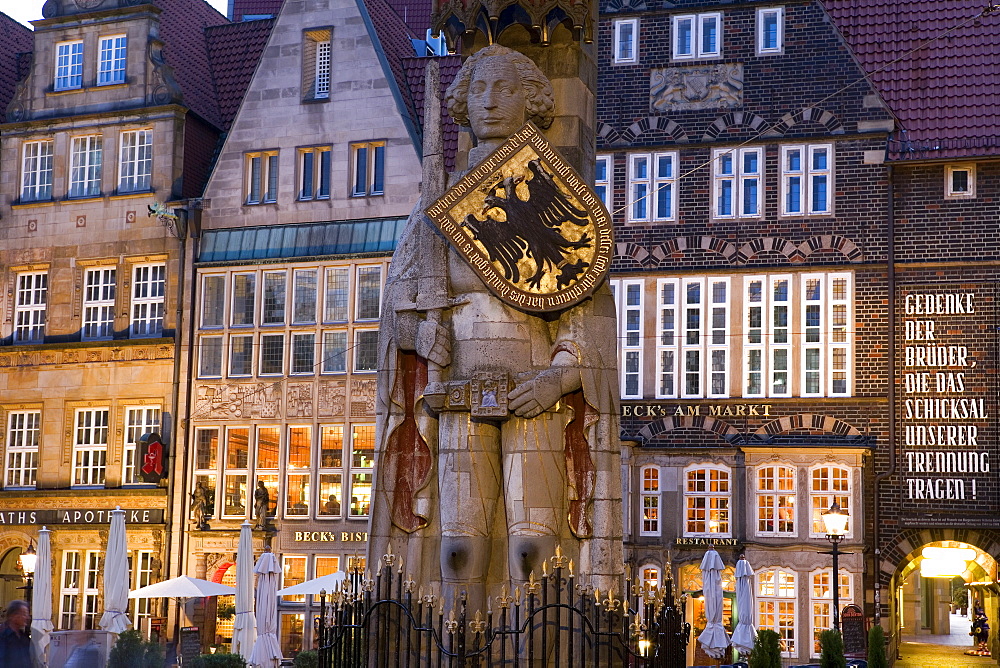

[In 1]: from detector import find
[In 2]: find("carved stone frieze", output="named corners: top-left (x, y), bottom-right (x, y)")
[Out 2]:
top-left (0, 496), bottom-right (167, 511)
top-left (650, 63), bottom-right (743, 113)
top-left (195, 383), bottom-right (282, 420)
top-left (286, 383), bottom-right (314, 418)
top-left (318, 381), bottom-right (347, 418)
top-left (0, 345), bottom-right (172, 369)
top-left (351, 378), bottom-right (377, 417)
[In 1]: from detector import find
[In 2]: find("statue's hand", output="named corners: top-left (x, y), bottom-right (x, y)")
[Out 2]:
top-left (416, 319), bottom-right (451, 368)
top-left (510, 367), bottom-right (577, 418)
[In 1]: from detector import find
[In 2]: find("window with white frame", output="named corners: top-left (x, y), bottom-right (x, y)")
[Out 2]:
top-left (684, 465), bottom-right (730, 536)
top-left (232, 272), bottom-right (256, 326)
top-left (256, 426), bottom-right (280, 522)
top-left (286, 425), bottom-right (312, 517)
top-left (639, 465), bottom-right (660, 536)
top-left (299, 146), bottom-right (331, 200)
top-left (5, 410), bottom-right (40, 489)
top-left (758, 569), bottom-right (797, 656)
top-left (945, 164), bottom-right (976, 199)
top-left (810, 569), bottom-right (851, 656)
top-left (292, 269), bottom-right (318, 324)
top-left (223, 427), bottom-right (250, 518)
top-left (262, 270), bottom-right (286, 325)
top-left (803, 274), bottom-right (851, 395)
top-left (611, 279), bottom-right (643, 399)
top-left (291, 333), bottom-right (316, 374)
top-left (302, 29), bottom-right (332, 100)
top-left (351, 141), bottom-right (385, 197)
top-left (21, 140), bottom-right (54, 202)
top-left (781, 144), bottom-right (832, 215)
top-left (201, 275), bottom-right (225, 328)
top-left (14, 272), bottom-right (48, 344)
top-left (199, 336), bottom-right (223, 377)
top-left (98, 35), bottom-right (127, 85)
top-left (672, 13), bottom-right (721, 60)
top-left (756, 465), bottom-right (796, 536)
top-left (83, 550), bottom-right (101, 629)
top-left (119, 129), bottom-right (153, 192)
top-left (229, 334), bottom-right (253, 376)
top-left (130, 550), bottom-right (154, 627)
top-left (324, 267), bottom-right (349, 322)
top-left (282, 554), bottom-right (308, 603)
top-left (657, 277), bottom-right (729, 398)
top-left (193, 427), bottom-right (219, 520)
top-left (246, 150), bottom-right (279, 204)
top-left (318, 425), bottom-right (344, 517)
top-left (349, 425), bottom-right (375, 517)
top-left (260, 334), bottom-right (285, 375)
top-left (123, 406), bottom-right (160, 485)
top-left (713, 148), bottom-right (761, 218)
top-left (627, 152), bottom-right (677, 222)
top-left (595, 155), bottom-right (612, 210)
top-left (354, 330), bottom-right (378, 372)
top-left (130, 263), bottom-right (165, 338)
top-left (810, 465), bottom-right (851, 537)
top-left (73, 408), bottom-right (109, 487)
top-left (70, 135), bottom-right (103, 198)
top-left (60, 550), bottom-right (82, 629)
top-left (613, 19), bottom-right (638, 63)
top-left (321, 331), bottom-right (347, 373)
top-left (757, 7), bottom-right (783, 54)
top-left (55, 40), bottom-right (84, 90)
top-left (356, 266), bottom-right (382, 320)
top-left (82, 267), bottom-right (116, 341)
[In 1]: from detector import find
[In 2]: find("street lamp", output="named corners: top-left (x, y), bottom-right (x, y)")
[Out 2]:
top-left (822, 501), bottom-right (849, 633)
top-left (19, 540), bottom-right (36, 605)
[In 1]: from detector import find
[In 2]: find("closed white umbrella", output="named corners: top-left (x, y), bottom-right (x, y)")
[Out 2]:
top-left (99, 507), bottom-right (132, 634)
top-left (232, 521), bottom-right (256, 660)
top-left (731, 556), bottom-right (757, 657)
top-left (276, 571), bottom-right (346, 596)
top-left (249, 548), bottom-right (282, 668)
top-left (31, 526), bottom-right (54, 665)
top-left (698, 547), bottom-right (730, 660)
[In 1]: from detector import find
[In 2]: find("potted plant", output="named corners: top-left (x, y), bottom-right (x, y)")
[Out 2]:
top-left (819, 628), bottom-right (847, 668)
top-left (216, 602), bottom-right (236, 621)
top-left (749, 629), bottom-right (782, 668)
top-left (868, 624), bottom-right (888, 668)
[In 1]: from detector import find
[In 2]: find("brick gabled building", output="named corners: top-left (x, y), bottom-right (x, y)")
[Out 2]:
top-left (0, 0), bottom-right (270, 649)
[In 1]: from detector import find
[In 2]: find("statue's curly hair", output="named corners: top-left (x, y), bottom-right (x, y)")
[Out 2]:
top-left (445, 45), bottom-right (555, 130)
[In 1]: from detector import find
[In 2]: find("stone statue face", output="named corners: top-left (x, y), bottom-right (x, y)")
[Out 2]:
top-left (467, 58), bottom-right (526, 142)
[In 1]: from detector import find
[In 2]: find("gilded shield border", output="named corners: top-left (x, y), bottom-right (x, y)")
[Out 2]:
top-left (425, 122), bottom-right (613, 313)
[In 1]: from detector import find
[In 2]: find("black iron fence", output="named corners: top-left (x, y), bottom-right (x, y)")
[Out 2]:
top-left (317, 549), bottom-right (690, 667)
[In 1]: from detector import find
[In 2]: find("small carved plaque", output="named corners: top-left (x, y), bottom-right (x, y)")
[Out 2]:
top-left (650, 63), bottom-right (743, 112)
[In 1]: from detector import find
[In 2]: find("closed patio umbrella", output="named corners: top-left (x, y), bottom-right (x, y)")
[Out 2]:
top-left (249, 547), bottom-right (282, 668)
top-left (731, 556), bottom-right (757, 657)
top-left (31, 526), bottom-right (54, 665)
top-left (99, 507), bottom-right (132, 634)
top-left (698, 547), bottom-right (731, 660)
top-left (232, 521), bottom-right (256, 661)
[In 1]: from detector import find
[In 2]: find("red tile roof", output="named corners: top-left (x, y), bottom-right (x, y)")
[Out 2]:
top-left (230, 0), bottom-right (284, 20)
top-left (386, 0), bottom-right (432, 34)
top-left (403, 55), bottom-right (461, 171)
top-left (823, 0), bottom-right (1000, 160)
top-left (0, 12), bottom-right (34, 123)
top-left (205, 18), bottom-right (276, 128)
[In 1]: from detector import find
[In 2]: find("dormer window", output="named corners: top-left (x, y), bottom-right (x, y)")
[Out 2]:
top-left (98, 35), bottom-right (127, 85)
top-left (55, 40), bottom-right (84, 90)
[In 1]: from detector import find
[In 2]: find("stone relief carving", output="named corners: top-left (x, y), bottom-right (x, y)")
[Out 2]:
top-left (350, 378), bottom-right (377, 417)
top-left (318, 381), bottom-right (347, 418)
top-left (650, 63), bottom-right (743, 113)
top-left (0, 345), bottom-right (171, 368)
top-left (286, 383), bottom-right (314, 417)
top-left (147, 38), bottom-right (183, 107)
top-left (195, 383), bottom-right (282, 419)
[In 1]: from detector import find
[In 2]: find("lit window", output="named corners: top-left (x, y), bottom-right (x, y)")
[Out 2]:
top-left (756, 465), bottom-right (796, 536)
top-left (286, 425), bottom-right (312, 517)
top-left (322, 331), bottom-right (347, 373)
top-left (810, 569), bottom-right (852, 657)
top-left (60, 551), bottom-right (82, 629)
top-left (119, 130), bottom-right (153, 193)
top-left (246, 150), bottom-right (279, 204)
top-left (21, 140), bottom-right (54, 202)
top-left (130, 264), bottom-right (165, 338)
top-left (55, 40), bottom-right (84, 90)
top-left (657, 277), bottom-right (729, 399)
top-left (351, 141), bottom-right (385, 197)
top-left (260, 334), bottom-right (285, 375)
top-left (684, 466), bottom-right (730, 536)
top-left (613, 19), bottom-right (638, 63)
top-left (595, 155), bottom-right (612, 210)
top-left (639, 465), bottom-right (660, 536)
top-left (611, 280), bottom-right (643, 399)
top-left (122, 406), bottom-right (160, 485)
top-left (98, 35), bottom-right (127, 85)
top-left (193, 428), bottom-right (218, 520)
top-left (281, 554), bottom-right (307, 602)
top-left (757, 8), bottom-right (783, 54)
top-left (82, 267), bottom-right (116, 341)
top-left (318, 425), bottom-right (344, 518)
top-left (14, 272), bottom-right (48, 344)
top-left (672, 13), bottom-right (721, 60)
top-left (73, 408), bottom-right (109, 487)
top-left (298, 147), bottom-right (331, 200)
top-left (255, 427), bottom-right (280, 523)
top-left (199, 336), bottom-right (223, 377)
top-left (223, 428), bottom-right (249, 518)
top-left (5, 411), bottom-right (40, 489)
top-left (758, 569), bottom-right (796, 656)
top-left (810, 466), bottom-right (851, 537)
top-left (354, 330), bottom-right (378, 372)
top-left (349, 425), bottom-right (374, 517)
top-left (70, 135), bottom-right (103, 198)
top-left (627, 152), bottom-right (677, 222)
top-left (713, 148), bottom-right (762, 218)
top-left (945, 164), bottom-right (976, 199)
top-left (781, 144), bottom-right (832, 215)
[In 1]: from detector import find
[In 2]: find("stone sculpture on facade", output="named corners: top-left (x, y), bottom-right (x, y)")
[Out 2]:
top-left (253, 480), bottom-right (271, 530)
top-left (370, 45), bottom-right (621, 607)
top-left (190, 481), bottom-right (211, 530)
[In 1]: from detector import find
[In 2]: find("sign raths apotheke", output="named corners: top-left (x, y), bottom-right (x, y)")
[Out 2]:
top-left (0, 509), bottom-right (164, 525)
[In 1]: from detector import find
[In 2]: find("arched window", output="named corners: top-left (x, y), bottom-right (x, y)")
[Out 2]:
top-left (640, 465), bottom-right (661, 536)
top-left (756, 465), bottom-right (796, 536)
top-left (684, 465), bottom-right (731, 536)
top-left (810, 465), bottom-right (851, 537)
top-left (757, 568), bottom-right (797, 657)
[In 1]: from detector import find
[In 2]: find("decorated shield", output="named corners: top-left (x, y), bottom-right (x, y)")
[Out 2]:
top-left (425, 122), bottom-right (613, 313)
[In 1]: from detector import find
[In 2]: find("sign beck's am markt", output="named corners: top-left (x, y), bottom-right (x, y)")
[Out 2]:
top-left (622, 404), bottom-right (773, 418)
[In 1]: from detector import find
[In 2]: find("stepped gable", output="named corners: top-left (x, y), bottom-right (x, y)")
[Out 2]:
top-left (0, 12), bottom-right (33, 122)
top-left (403, 55), bottom-right (461, 171)
top-left (823, 0), bottom-right (1000, 159)
top-left (206, 18), bottom-right (276, 129)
